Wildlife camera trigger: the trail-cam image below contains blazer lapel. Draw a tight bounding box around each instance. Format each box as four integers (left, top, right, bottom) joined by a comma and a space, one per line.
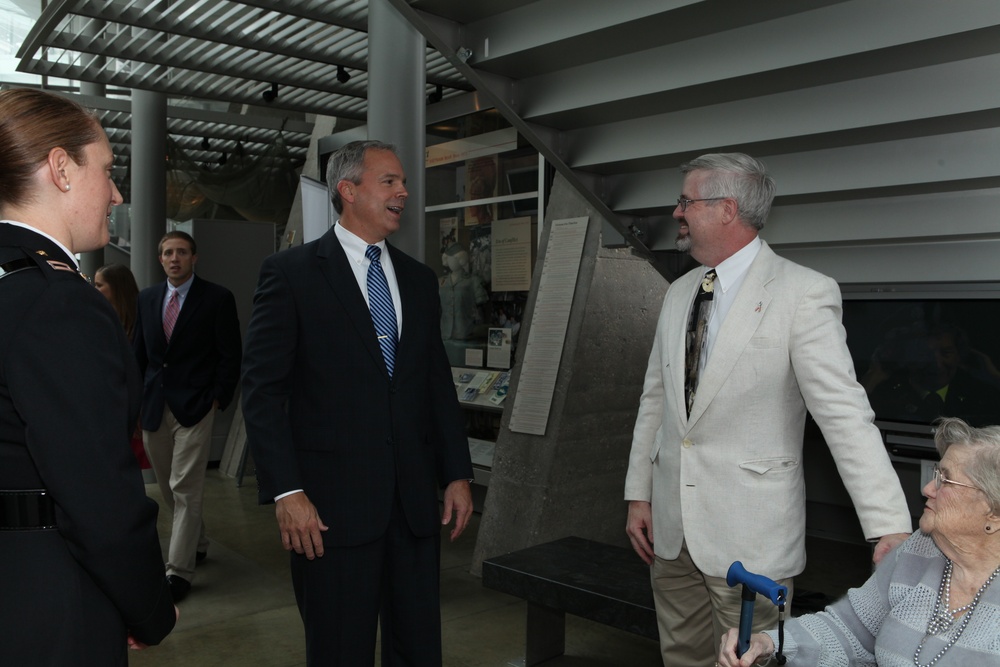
316, 230, 388, 378
149, 282, 168, 348
687, 244, 776, 425
386, 243, 415, 364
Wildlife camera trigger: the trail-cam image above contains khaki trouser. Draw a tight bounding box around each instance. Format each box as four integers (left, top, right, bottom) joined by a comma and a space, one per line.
144, 405, 214, 580
651, 541, 794, 666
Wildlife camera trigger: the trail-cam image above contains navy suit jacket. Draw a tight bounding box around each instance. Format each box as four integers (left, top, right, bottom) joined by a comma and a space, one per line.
134, 274, 242, 430
241, 227, 473, 546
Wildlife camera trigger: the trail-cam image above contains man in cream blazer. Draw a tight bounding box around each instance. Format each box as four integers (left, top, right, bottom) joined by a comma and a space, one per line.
624, 153, 912, 666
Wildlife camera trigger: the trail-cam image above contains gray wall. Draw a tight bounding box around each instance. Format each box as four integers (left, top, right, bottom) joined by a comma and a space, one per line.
184, 218, 275, 460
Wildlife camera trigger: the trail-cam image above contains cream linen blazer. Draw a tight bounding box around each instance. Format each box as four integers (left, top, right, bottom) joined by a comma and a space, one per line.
624, 242, 911, 579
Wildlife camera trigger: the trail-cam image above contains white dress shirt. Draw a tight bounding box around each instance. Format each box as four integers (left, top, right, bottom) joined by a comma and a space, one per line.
162, 274, 194, 318
701, 235, 762, 369
334, 221, 403, 337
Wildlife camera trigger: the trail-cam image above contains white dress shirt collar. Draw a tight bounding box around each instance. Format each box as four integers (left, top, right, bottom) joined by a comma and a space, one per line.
335, 221, 386, 266
701, 236, 762, 367
709, 235, 761, 296
334, 221, 402, 335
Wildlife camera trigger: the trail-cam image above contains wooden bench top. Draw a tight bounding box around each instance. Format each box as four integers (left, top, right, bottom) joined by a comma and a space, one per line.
481, 536, 657, 639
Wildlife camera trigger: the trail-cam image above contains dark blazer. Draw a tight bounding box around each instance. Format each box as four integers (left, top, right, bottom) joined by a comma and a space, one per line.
0, 224, 175, 665
241, 228, 473, 546
134, 274, 242, 430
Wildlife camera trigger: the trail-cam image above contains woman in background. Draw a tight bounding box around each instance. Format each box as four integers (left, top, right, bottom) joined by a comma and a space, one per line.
0, 87, 175, 665
95, 262, 150, 468
95, 262, 139, 341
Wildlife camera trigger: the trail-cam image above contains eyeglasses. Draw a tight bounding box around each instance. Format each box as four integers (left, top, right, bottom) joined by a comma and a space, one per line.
676, 197, 727, 212
932, 465, 980, 492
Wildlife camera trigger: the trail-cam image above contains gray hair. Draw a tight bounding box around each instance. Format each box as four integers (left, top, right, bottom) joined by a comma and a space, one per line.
934, 417, 1000, 516
680, 153, 776, 231
325, 140, 398, 214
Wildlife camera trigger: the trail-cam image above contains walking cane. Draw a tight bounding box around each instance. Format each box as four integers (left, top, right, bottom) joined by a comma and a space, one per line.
726, 561, 787, 664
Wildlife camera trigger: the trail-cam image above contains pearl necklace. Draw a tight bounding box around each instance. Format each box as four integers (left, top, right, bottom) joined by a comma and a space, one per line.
913, 558, 1000, 667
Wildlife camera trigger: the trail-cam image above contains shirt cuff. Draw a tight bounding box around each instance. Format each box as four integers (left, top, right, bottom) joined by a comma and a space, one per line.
275, 489, 304, 501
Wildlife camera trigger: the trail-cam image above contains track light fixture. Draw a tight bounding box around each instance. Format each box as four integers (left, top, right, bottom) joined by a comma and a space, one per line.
336, 65, 351, 84
427, 84, 443, 104
201, 137, 211, 150
262, 82, 279, 103
218, 152, 228, 166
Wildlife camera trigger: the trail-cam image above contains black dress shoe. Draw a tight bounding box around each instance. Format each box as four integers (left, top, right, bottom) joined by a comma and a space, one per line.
167, 575, 191, 603
196, 550, 207, 564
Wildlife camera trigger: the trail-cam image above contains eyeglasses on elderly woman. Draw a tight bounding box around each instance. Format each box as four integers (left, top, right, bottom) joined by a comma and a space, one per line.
931, 464, 982, 492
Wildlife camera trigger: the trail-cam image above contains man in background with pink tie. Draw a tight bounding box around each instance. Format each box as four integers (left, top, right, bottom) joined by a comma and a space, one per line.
134, 230, 242, 602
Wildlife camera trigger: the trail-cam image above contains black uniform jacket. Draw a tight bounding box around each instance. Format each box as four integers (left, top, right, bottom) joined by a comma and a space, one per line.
0, 223, 175, 665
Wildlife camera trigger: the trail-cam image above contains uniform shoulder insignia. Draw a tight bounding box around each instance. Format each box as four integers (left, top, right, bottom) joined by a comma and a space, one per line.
44, 258, 87, 281
0, 256, 37, 279
45, 259, 76, 273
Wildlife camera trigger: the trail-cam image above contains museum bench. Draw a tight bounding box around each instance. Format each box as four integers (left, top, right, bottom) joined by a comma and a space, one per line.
481, 536, 658, 665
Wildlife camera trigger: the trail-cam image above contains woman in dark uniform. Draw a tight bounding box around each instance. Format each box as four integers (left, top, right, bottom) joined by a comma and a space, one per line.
0, 88, 176, 665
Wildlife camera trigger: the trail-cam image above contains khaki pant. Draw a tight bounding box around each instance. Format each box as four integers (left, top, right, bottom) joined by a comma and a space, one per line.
651, 541, 793, 666
144, 405, 214, 580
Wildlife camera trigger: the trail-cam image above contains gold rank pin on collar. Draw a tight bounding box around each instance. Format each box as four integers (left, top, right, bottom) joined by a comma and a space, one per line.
35, 250, 87, 279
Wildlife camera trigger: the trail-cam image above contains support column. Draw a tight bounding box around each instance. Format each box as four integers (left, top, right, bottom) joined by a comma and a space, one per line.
131, 89, 167, 289
368, 0, 426, 261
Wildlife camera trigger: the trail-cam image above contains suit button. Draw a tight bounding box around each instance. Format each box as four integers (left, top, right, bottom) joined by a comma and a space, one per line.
682, 438, 692, 448
163, 363, 169, 368
386, 438, 393, 447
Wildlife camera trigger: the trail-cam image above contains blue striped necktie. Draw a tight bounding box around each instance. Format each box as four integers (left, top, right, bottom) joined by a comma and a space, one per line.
365, 245, 398, 376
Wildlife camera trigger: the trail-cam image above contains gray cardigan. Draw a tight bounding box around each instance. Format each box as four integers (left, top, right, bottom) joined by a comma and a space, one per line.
764, 531, 1000, 666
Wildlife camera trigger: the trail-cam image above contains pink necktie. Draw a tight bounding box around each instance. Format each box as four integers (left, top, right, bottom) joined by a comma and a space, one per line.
163, 290, 180, 342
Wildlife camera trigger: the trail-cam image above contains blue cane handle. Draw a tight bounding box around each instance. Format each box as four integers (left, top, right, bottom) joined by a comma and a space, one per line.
727, 561, 788, 659
726, 561, 787, 606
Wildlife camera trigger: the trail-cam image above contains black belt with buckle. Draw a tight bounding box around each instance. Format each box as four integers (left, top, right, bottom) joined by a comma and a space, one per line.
0, 490, 57, 530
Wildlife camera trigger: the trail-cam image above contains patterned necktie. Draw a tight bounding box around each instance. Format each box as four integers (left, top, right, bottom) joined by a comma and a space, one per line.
685, 269, 716, 416
163, 290, 180, 342
365, 245, 398, 377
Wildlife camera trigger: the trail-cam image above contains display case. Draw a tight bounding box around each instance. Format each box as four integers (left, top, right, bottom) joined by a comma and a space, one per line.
425, 112, 548, 481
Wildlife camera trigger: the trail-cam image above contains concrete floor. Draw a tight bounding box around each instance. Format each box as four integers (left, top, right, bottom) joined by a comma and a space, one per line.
129, 470, 873, 666
129, 470, 664, 666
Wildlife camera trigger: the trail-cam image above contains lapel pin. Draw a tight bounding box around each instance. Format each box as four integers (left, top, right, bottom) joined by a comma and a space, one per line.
755, 301, 762, 313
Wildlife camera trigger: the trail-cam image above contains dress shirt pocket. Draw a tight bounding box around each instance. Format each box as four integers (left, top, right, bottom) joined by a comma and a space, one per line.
738, 457, 799, 475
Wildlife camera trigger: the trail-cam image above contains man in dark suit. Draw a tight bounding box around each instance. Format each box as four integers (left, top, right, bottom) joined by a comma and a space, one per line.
134, 231, 242, 602
241, 140, 474, 666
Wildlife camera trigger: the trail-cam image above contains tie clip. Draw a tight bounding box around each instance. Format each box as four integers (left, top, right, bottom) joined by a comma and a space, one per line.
378, 335, 389, 339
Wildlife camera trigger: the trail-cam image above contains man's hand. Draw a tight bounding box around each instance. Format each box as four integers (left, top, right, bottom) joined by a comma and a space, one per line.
872, 532, 909, 565
276, 492, 328, 559
441, 479, 473, 541
626, 500, 655, 565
